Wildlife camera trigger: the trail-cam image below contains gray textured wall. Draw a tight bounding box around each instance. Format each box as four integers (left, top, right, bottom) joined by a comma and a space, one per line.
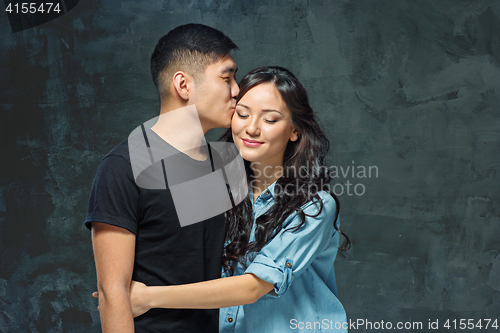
1, 0, 499, 332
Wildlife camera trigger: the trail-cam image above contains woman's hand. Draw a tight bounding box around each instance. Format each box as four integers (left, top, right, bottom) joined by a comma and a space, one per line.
129, 280, 151, 317
91, 281, 152, 318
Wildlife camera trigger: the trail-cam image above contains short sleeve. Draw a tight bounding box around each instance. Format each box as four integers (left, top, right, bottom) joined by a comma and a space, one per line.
244, 191, 338, 297
85, 155, 140, 234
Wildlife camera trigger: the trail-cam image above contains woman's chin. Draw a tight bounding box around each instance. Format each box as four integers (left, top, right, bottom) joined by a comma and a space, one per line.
242, 156, 261, 163
238, 149, 262, 163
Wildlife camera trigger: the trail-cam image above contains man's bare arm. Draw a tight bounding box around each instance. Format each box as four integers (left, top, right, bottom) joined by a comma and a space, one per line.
92, 222, 136, 333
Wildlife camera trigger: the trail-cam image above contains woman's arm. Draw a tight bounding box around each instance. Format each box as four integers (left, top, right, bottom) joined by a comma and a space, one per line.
243, 192, 339, 297
130, 273, 274, 317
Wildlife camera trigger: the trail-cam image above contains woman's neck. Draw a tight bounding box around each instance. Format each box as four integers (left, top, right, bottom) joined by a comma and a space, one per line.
250, 161, 284, 201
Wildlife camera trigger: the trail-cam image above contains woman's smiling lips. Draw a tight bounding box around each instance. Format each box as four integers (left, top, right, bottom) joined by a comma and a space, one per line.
242, 138, 264, 147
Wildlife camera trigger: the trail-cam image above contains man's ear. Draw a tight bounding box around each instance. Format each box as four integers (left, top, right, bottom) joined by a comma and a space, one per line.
172, 71, 193, 101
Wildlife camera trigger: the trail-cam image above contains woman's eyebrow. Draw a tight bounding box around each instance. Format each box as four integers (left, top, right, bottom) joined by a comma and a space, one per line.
262, 109, 283, 116
236, 103, 283, 115
236, 103, 249, 109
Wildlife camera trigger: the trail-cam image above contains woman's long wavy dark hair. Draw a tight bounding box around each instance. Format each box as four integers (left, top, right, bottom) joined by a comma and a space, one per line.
221, 66, 350, 275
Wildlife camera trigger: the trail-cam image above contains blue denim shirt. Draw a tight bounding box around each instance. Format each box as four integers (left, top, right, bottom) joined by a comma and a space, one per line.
219, 182, 347, 332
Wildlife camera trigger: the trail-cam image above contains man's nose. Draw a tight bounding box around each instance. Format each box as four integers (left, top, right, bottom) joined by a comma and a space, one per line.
231, 79, 240, 98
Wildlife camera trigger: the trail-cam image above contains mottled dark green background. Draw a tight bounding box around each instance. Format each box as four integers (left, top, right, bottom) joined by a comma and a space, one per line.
1, 1, 499, 332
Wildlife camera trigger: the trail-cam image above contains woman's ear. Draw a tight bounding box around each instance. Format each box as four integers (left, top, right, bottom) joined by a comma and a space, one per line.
290, 128, 300, 142
172, 71, 192, 101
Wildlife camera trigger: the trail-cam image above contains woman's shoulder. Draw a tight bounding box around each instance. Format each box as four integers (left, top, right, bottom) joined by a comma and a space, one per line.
300, 191, 338, 218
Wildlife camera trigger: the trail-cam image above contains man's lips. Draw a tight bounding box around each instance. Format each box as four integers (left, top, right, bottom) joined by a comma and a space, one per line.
242, 138, 264, 147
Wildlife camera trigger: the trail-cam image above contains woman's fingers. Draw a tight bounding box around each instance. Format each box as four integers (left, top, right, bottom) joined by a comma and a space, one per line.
92, 291, 100, 311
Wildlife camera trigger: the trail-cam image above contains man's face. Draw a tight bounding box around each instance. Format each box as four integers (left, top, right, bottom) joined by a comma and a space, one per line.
190, 54, 239, 131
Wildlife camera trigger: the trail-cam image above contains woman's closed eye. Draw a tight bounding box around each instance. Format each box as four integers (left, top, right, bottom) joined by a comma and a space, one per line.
236, 112, 249, 118
236, 112, 277, 123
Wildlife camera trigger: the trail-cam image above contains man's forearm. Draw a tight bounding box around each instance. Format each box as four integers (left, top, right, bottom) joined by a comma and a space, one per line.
99, 287, 135, 332
91, 223, 137, 332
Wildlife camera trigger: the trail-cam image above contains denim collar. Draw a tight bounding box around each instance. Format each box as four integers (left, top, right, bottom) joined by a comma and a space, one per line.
249, 180, 277, 204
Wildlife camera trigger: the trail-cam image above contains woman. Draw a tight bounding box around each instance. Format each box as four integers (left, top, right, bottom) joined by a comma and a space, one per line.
102, 66, 350, 332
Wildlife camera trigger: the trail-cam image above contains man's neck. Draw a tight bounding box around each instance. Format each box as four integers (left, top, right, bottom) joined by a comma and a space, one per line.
151, 104, 208, 161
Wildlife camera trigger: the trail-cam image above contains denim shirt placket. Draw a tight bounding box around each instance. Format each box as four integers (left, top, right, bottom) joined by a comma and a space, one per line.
221, 184, 276, 333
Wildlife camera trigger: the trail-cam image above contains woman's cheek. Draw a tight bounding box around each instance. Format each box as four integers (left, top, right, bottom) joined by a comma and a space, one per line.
231, 124, 242, 147
231, 116, 240, 130
231, 118, 244, 135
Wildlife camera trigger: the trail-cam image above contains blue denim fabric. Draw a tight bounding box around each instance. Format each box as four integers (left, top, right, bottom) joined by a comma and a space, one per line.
219, 182, 347, 333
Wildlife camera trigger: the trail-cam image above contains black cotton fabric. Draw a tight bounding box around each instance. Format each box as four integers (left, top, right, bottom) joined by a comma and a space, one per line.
85, 132, 225, 333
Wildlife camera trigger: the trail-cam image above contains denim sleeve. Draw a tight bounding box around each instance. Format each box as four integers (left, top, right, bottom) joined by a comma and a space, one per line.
244, 191, 338, 297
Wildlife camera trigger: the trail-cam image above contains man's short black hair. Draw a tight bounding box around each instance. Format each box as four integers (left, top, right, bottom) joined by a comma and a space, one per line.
151, 23, 238, 100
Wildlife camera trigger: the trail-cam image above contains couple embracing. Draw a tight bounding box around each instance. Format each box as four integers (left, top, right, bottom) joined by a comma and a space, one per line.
86, 23, 349, 333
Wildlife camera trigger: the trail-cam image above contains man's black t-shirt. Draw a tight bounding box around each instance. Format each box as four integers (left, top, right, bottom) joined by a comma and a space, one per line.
85, 130, 226, 333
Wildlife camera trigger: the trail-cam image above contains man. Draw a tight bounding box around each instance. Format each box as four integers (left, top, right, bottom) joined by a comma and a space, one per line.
86, 24, 239, 332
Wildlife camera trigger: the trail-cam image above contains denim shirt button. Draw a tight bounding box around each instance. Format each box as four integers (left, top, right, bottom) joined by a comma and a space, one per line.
228, 317, 233, 323
286, 262, 292, 268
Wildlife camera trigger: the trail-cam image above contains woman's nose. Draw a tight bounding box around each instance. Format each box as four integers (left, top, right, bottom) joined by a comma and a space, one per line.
245, 118, 260, 136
